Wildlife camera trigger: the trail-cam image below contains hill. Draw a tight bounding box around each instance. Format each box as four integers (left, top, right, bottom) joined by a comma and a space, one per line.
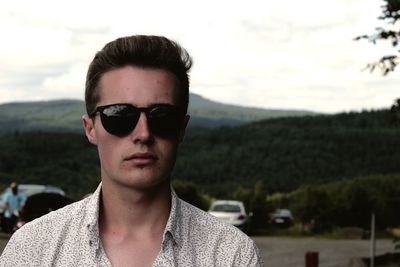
0, 94, 315, 133
0, 108, 399, 199
188, 94, 315, 126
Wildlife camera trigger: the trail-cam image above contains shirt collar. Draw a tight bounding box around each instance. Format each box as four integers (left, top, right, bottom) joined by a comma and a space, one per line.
163, 186, 183, 247
84, 183, 102, 248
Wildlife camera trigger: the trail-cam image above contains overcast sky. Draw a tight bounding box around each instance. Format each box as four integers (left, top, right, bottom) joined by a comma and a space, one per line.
0, 0, 399, 113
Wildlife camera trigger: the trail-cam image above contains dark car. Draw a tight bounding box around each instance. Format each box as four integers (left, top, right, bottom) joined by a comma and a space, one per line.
270, 209, 294, 228
18, 193, 73, 224
0, 184, 66, 213
0, 184, 71, 232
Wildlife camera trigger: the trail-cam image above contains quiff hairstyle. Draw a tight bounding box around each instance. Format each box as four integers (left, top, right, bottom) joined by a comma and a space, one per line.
85, 35, 192, 116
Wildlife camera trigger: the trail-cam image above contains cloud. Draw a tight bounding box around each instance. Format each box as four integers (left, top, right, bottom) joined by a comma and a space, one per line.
0, 0, 398, 113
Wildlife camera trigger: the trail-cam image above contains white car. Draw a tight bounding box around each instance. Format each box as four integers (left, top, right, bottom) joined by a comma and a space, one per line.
208, 200, 248, 228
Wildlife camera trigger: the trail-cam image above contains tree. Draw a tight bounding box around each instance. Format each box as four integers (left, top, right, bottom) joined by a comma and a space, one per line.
172, 180, 211, 211
290, 186, 331, 233
355, 0, 400, 75
248, 181, 270, 229
390, 98, 400, 123
229, 181, 271, 231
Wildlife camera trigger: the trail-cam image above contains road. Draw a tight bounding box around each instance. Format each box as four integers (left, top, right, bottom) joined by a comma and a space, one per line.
1, 234, 396, 266
252, 236, 396, 267
0, 234, 9, 255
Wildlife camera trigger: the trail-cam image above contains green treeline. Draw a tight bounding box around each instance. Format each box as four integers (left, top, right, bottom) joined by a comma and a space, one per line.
1, 108, 400, 230
0, 132, 100, 199
0, 109, 399, 209
174, 173, 400, 231
175, 109, 400, 196
269, 174, 400, 230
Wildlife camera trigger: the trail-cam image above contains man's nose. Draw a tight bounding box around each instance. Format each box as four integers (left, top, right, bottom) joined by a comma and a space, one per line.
131, 112, 154, 143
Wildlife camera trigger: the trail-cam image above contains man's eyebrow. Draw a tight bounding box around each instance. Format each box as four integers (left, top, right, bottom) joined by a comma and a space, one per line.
147, 102, 176, 107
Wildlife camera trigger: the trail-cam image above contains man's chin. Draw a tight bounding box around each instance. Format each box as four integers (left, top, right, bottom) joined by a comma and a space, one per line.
113, 174, 170, 191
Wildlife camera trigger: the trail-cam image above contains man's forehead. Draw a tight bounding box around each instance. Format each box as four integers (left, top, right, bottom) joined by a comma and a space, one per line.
96, 66, 180, 106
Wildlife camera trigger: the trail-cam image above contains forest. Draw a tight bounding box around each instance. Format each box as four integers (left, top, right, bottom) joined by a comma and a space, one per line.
175, 108, 400, 196
0, 107, 399, 231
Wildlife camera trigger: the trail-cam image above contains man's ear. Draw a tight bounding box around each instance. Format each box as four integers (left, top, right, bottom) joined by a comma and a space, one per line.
178, 115, 190, 144
82, 115, 98, 145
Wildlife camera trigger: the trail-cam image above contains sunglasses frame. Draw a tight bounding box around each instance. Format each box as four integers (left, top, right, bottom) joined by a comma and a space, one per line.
89, 103, 186, 137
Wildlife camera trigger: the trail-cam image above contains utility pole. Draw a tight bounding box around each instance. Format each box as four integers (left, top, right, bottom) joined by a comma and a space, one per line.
370, 212, 376, 267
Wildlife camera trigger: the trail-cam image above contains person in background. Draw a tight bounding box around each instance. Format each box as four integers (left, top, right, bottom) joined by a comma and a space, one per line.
0, 35, 264, 266
2, 182, 26, 233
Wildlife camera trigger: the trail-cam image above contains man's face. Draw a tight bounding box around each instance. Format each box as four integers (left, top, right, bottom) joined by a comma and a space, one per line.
83, 66, 188, 190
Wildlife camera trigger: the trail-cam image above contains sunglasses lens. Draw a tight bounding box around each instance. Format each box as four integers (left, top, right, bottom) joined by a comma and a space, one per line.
100, 105, 139, 136
97, 104, 184, 137
148, 105, 184, 138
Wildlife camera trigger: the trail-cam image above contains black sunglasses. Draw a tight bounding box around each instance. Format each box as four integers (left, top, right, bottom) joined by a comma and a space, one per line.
90, 103, 186, 138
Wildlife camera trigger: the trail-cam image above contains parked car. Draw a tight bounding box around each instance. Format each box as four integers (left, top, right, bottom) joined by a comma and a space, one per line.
208, 200, 249, 229
0, 184, 65, 212
14, 192, 73, 231
270, 209, 294, 228
0, 184, 68, 232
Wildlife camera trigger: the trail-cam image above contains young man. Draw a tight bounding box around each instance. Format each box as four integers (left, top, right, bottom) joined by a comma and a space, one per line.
0, 35, 264, 266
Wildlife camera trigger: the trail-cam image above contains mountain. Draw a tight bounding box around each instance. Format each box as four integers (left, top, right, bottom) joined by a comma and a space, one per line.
0, 100, 85, 133
0, 94, 316, 133
188, 94, 315, 126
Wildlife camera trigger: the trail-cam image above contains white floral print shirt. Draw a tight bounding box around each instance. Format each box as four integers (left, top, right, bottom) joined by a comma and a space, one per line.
0, 184, 264, 266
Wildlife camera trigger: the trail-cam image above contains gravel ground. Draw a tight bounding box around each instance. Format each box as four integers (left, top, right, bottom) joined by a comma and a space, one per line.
1, 234, 396, 266
0, 234, 10, 255
252, 236, 396, 267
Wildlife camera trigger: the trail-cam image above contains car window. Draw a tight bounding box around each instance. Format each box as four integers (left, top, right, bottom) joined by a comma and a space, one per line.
211, 204, 241, 213
272, 209, 292, 218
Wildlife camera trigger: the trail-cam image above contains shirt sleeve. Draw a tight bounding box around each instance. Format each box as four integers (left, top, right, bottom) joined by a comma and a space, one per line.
3, 192, 10, 203
237, 238, 265, 267
1, 192, 7, 202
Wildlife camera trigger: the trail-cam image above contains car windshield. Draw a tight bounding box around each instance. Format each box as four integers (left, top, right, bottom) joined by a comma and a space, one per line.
211, 204, 241, 213
272, 209, 292, 217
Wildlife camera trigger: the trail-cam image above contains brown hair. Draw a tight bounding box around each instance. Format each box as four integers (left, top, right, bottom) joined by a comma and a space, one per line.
85, 35, 192, 115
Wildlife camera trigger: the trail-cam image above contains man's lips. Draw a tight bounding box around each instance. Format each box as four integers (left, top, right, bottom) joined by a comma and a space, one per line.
124, 152, 158, 165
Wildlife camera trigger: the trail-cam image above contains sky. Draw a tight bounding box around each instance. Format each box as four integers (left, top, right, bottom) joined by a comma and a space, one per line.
0, 0, 399, 114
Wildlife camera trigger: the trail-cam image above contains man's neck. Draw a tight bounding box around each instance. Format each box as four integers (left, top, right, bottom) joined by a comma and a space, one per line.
98, 179, 172, 266
99, 179, 171, 238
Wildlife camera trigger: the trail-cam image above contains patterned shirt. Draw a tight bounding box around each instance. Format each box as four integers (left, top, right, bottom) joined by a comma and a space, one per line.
0, 184, 264, 266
